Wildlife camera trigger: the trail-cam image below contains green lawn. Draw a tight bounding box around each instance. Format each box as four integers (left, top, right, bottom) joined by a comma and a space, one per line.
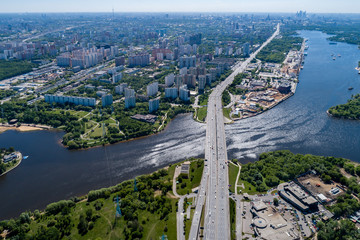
197, 107, 207, 122
89, 125, 104, 138
238, 179, 266, 195
228, 163, 239, 193
176, 159, 204, 195
223, 107, 231, 119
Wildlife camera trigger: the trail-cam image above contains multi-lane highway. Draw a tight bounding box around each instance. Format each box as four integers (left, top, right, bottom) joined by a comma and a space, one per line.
189, 24, 280, 240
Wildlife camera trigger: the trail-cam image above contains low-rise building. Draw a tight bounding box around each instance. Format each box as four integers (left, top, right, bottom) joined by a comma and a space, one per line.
278, 182, 318, 212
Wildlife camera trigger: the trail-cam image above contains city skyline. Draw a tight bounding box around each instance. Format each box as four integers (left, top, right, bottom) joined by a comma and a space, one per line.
1, 0, 360, 13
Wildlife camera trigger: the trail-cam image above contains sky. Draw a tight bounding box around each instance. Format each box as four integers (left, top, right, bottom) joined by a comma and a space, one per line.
1, 0, 360, 13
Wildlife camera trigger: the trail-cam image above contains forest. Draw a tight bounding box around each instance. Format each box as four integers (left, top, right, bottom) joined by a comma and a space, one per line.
257, 35, 302, 63
0, 60, 38, 81
328, 94, 360, 120
0, 166, 178, 240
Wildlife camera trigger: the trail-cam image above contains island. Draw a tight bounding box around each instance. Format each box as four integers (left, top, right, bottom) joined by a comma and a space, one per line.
328, 94, 360, 120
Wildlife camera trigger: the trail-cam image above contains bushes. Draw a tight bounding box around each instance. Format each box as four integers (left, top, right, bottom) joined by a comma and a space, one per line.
88, 188, 111, 202
45, 200, 75, 215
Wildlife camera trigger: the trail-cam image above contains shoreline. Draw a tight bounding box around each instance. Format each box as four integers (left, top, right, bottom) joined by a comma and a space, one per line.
0, 152, 22, 177
65, 112, 194, 151
326, 110, 360, 121
0, 124, 51, 134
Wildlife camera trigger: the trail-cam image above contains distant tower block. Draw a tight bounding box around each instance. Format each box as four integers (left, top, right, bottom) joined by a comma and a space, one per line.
134, 178, 138, 192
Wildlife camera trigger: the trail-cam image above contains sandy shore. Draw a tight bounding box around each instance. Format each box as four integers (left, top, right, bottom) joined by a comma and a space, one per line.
0, 126, 44, 133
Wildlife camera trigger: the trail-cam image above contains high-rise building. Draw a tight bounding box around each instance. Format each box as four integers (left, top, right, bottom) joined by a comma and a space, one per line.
179, 55, 196, 68
56, 54, 71, 67
179, 67, 188, 75
165, 88, 178, 99
175, 75, 184, 89
112, 72, 122, 84
243, 42, 250, 56
102, 94, 113, 107
125, 96, 136, 109
124, 88, 135, 98
184, 74, 196, 88
179, 86, 190, 102
198, 75, 206, 91
165, 73, 175, 87
146, 82, 159, 97
115, 56, 126, 66
45, 94, 96, 107
149, 98, 160, 113
115, 83, 128, 95
128, 53, 150, 67
124, 88, 136, 109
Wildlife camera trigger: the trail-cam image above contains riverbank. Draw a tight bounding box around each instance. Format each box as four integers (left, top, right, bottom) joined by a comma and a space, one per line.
327, 94, 360, 120
224, 38, 306, 123
0, 157, 203, 239
65, 112, 195, 151
0, 124, 50, 133
0, 151, 22, 177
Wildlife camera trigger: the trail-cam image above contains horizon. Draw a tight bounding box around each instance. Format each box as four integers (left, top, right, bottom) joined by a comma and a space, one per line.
1, 0, 360, 14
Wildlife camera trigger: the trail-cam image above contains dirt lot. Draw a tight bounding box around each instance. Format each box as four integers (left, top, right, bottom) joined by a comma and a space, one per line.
297, 175, 343, 201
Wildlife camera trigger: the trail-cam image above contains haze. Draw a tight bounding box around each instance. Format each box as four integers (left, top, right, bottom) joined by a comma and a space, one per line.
1, 0, 360, 13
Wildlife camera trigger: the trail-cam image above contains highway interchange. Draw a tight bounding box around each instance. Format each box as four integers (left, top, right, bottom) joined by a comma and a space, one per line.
188, 24, 280, 240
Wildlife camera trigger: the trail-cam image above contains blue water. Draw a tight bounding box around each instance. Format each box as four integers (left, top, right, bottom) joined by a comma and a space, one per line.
0, 30, 360, 220
226, 30, 360, 162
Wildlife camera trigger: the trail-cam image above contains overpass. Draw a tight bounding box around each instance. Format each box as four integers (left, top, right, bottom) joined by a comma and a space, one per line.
188, 23, 280, 240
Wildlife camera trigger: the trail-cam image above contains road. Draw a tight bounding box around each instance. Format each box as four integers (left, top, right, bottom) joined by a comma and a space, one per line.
188, 23, 280, 240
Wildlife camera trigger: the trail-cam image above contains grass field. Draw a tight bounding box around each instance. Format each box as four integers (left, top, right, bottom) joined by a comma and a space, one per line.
228, 163, 239, 193
223, 107, 231, 119
176, 159, 204, 195
196, 107, 207, 122
89, 124, 103, 138
238, 179, 266, 195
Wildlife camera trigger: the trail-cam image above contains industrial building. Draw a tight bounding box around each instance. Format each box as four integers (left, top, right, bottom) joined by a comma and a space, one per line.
278, 182, 318, 212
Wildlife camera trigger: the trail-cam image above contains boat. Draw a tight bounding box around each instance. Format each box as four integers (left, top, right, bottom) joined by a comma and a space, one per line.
338, 54, 341, 57
333, 57, 336, 60
23, 156, 29, 160
304, 52, 308, 56
348, 87, 354, 90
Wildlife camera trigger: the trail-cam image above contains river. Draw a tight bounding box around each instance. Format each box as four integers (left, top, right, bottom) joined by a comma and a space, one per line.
0, 31, 360, 220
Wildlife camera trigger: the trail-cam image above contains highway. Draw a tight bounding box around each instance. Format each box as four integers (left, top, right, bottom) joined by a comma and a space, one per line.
188, 24, 279, 240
